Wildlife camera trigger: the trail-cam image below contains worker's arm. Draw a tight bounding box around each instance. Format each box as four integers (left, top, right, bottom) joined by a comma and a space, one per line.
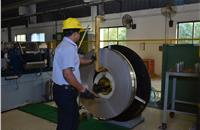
80, 54, 96, 65
80, 57, 93, 65
63, 68, 87, 93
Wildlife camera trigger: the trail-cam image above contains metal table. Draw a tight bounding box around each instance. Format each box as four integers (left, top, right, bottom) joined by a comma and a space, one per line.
161, 72, 199, 129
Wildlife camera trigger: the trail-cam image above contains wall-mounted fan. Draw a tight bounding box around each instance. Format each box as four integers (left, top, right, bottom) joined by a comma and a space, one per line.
161, 3, 177, 27
122, 14, 136, 29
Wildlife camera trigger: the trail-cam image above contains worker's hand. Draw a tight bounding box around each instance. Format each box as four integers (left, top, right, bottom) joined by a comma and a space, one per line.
90, 54, 96, 63
80, 89, 98, 99
80, 84, 88, 93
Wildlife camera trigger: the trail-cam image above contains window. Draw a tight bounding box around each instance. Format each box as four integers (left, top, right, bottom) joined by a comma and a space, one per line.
100, 27, 127, 48
177, 21, 200, 44
14, 34, 26, 42
31, 33, 45, 42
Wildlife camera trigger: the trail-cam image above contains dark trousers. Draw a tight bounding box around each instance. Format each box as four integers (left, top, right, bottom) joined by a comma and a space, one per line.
53, 84, 79, 130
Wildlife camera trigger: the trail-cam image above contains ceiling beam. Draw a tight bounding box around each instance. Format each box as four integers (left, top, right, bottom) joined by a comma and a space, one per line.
2, 0, 117, 22
2, 0, 49, 12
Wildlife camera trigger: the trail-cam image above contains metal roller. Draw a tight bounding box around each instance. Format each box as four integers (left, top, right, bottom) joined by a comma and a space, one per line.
80, 45, 151, 121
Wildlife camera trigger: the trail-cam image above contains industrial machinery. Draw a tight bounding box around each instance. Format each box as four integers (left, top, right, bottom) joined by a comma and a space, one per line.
80, 45, 151, 122
79, 16, 151, 126
1, 42, 52, 77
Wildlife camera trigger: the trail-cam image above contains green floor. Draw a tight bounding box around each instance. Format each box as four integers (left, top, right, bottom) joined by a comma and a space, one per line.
19, 103, 129, 130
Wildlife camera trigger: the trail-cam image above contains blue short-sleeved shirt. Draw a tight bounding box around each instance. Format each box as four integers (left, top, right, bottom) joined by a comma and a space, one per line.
52, 37, 81, 85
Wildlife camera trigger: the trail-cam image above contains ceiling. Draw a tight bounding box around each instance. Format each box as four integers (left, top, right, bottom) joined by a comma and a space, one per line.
2, 0, 91, 27
2, 0, 199, 28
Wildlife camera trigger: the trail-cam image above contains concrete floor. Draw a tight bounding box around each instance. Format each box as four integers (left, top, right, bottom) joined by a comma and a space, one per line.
2, 106, 196, 130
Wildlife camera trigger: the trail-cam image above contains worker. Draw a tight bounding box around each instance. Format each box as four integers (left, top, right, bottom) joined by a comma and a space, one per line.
8, 43, 24, 76
52, 17, 95, 130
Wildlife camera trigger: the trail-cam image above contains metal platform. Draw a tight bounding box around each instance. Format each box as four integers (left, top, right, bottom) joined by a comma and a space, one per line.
108, 116, 144, 129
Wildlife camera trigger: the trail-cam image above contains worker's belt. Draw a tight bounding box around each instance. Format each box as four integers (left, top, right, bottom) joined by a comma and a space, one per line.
53, 83, 75, 90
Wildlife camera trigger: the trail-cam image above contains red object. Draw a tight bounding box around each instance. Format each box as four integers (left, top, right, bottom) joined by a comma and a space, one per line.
143, 59, 154, 76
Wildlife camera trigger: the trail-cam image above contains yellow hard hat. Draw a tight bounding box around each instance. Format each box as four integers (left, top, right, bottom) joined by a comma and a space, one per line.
62, 18, 84, 31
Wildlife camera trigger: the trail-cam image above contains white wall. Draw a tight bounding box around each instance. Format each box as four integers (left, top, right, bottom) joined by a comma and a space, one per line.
1, 3, 200, 75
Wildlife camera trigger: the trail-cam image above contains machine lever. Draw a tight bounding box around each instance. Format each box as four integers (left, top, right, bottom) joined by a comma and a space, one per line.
80, 89, 98, 99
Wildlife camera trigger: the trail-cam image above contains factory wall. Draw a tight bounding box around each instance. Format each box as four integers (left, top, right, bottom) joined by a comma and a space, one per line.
99, 3, 199, 75
1, 3, 199, 76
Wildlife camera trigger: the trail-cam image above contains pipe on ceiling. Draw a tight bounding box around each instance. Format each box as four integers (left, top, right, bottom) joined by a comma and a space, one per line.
2, 0, 118, 22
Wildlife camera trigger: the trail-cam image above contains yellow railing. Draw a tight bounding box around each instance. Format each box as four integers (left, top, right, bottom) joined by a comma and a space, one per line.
84, 38, 200, 44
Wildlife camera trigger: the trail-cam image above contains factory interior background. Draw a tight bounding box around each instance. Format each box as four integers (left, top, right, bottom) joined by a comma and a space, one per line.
1, 0, 200, 130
